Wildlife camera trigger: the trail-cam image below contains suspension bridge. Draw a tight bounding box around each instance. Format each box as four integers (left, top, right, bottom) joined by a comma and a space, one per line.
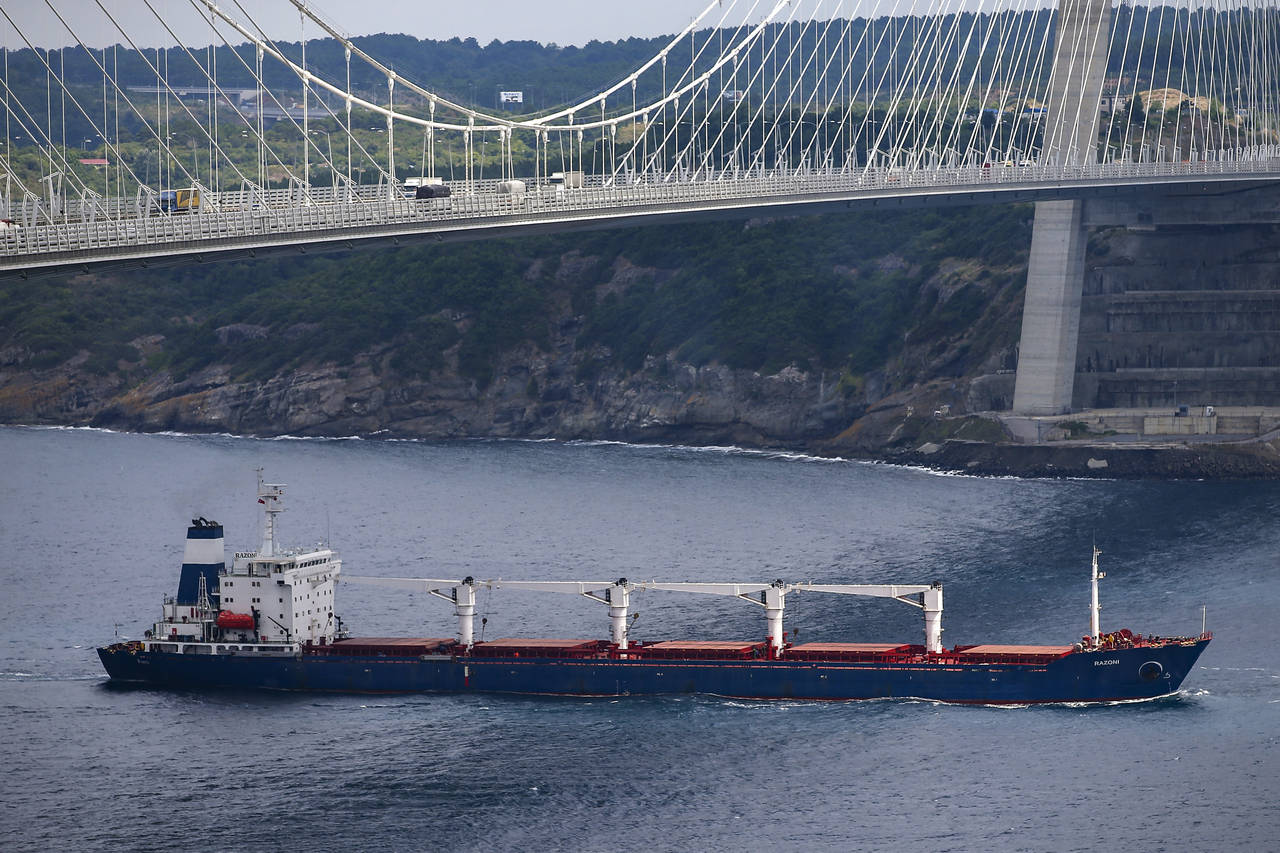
1, 0, 1278, 414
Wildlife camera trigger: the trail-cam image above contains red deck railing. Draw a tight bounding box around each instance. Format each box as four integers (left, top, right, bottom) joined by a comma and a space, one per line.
307, 630, 1211, 665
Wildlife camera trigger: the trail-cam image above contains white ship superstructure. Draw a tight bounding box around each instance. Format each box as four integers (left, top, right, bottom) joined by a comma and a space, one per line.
143, 472, 342, 655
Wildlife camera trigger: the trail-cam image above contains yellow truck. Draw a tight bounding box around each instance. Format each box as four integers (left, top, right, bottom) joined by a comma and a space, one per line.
158, 188, 200, 213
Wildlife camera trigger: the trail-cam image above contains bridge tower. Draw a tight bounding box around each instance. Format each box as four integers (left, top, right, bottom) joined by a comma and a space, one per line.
1012, 0, 1112, 415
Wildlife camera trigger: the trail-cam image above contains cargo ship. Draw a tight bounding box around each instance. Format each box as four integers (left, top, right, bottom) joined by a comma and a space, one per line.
98, 474, 1211, 704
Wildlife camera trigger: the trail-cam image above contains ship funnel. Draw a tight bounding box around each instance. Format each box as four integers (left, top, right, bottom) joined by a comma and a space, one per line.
176, 517, 225, 606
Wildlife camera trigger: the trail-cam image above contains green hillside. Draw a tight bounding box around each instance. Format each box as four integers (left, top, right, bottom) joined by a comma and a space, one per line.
1, 204, 1031, 395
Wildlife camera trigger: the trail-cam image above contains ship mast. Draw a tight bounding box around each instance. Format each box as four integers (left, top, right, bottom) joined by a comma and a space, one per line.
256, 469, 286, 557
197, 573, 213, 617
1089, 545, 1104, 644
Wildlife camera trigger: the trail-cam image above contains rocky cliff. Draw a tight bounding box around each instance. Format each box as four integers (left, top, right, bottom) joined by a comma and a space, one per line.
0, 208, 1031, 451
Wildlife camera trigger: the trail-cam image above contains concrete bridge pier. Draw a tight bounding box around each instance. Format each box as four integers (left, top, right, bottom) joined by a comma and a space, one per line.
1011, 0, 1111, 415
1013, 187, 1280, 416
1012, 200, 1089, 415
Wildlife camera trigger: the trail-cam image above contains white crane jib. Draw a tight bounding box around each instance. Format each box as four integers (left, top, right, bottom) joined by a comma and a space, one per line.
340, 576, 639, 649
489, 579, 636, 649
637, 581, 781, 654
792, 583, 944, 655
639, 581, 944, 656
340, 575, 477, 647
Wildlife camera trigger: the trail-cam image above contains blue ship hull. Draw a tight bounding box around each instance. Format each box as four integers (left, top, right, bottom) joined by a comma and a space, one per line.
98, 640, 1209, 704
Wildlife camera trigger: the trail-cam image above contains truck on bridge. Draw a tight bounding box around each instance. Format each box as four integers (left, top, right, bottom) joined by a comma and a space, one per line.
157, 188, 201, 214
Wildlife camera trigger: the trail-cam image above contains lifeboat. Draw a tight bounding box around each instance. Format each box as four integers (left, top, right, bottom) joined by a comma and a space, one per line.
216, 611, 255, 630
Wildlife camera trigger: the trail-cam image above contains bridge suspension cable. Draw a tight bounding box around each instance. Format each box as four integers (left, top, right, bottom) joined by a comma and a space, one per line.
0, 0, 1277, 269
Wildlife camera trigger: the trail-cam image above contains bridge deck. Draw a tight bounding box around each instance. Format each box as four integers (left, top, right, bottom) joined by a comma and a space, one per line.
4, 162, 1277, 278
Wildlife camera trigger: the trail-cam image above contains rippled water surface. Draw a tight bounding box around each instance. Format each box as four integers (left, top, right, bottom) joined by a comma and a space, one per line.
1, 426, 1276, 851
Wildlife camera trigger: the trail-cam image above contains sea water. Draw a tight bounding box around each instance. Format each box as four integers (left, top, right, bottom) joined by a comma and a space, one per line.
0, 426, 1276, 851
